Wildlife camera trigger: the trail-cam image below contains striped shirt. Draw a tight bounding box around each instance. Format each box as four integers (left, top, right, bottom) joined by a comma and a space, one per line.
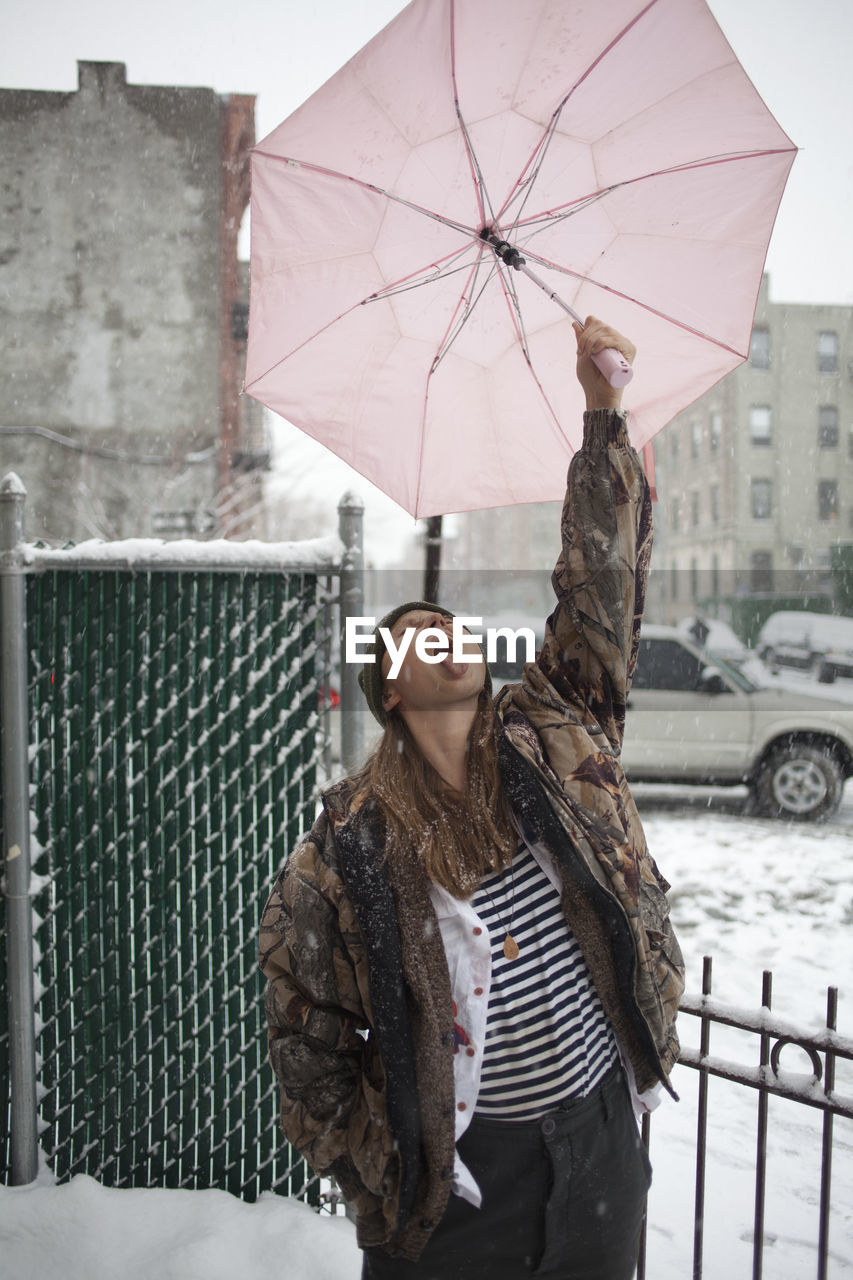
471, 842, 617, 1119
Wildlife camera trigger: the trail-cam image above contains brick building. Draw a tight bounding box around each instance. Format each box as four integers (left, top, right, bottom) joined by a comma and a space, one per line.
0, 61, 264, 542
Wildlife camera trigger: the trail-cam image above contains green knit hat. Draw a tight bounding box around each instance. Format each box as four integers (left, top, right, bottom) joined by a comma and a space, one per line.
357, 600, 492, 725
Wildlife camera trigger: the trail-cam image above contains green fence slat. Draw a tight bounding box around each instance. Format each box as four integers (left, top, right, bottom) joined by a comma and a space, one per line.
194, 570, 219, 1188
91, 572, 119, 1183
206, 572, 229, 1187
191, 573, 214, 1184
111, 575, 139, 1183
36, 571, 63, 1173
175, 571, 202, 1188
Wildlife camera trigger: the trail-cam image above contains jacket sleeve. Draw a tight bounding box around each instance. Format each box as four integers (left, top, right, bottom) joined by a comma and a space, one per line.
259, 820, 399, 1219
538, 407, 652, 752
259, 827, 363, 1155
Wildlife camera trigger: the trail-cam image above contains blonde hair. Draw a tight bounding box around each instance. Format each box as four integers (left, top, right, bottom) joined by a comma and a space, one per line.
353, 690, 516, 898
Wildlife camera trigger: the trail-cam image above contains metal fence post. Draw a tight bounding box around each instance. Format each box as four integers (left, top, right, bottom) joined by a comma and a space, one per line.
0, 472, 39, 1184
338, 490, 365, 775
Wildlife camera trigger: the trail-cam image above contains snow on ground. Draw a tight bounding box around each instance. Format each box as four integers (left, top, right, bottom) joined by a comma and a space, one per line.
2, 756, 852, 1277
0, 1173, 361, 1280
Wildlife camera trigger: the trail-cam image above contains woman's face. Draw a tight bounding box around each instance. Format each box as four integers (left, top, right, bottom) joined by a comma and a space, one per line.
380, 609, 486, 717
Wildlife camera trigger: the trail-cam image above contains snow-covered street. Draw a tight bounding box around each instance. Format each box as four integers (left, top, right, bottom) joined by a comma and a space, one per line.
2, 778, 852, 1278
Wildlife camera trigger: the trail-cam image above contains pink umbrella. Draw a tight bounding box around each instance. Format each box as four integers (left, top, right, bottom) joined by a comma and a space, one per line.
245, 0, 795, 518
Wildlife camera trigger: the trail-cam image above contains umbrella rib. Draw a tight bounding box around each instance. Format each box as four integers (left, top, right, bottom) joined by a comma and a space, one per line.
493, 269, 576, 457
496, 0, 661, 225
245, 247, 495, 392
415, 253, 554, 513
243, 294, 370, 391
515, 244, 748, 358
429, 251, 502, 372
448, 0, 497, 230
252, 149, 479, 239
497, 267, 534, 366
497, 112, 566, 237
512, 146, 797, 237
555, 0, 661, 109
413, 249, 497, 514
363, 244, 485, 305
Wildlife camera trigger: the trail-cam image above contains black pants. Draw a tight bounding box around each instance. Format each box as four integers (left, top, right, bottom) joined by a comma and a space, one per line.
361, 1063, 651, 1280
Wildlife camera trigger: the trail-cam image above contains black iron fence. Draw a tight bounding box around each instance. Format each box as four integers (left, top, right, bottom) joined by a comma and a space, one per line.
639, 957, 853, 1280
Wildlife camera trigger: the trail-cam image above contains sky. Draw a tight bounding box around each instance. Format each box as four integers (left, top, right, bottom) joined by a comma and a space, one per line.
3, 0, 852, 560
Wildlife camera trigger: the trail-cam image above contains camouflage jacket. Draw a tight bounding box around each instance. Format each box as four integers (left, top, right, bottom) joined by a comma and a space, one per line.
258, 408, 685, 1262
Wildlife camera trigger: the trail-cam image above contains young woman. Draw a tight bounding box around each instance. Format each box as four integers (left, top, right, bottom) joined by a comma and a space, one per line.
259, 318, 684, 1279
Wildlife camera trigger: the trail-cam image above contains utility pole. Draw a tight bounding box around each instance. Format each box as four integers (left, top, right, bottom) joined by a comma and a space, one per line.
424, 514, 443, 603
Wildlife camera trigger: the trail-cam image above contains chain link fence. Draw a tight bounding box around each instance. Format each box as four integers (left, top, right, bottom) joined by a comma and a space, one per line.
1, 491, 363, 1202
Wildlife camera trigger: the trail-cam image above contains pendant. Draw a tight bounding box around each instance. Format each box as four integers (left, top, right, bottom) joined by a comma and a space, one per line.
503, 933, 520, 960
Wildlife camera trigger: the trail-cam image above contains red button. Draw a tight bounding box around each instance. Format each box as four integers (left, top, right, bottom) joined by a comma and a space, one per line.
473, 927, 482, 936
474, 987, 484, 996
466, 1047, 475, 1057
457, 1101, 467, 1112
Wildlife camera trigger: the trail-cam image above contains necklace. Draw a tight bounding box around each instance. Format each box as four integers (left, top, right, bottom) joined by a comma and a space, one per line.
476, 843, 522, 960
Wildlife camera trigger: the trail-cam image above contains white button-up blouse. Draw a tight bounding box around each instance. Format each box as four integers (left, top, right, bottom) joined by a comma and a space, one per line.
428, 824, 661, 1207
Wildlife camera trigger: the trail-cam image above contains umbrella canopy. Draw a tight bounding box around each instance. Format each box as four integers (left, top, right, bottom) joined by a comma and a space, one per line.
246, 0, 796, 518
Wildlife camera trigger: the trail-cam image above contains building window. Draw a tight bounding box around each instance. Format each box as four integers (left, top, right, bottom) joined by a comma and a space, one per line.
750, 551, 773, 592
671, 496, 679, 532
749, 405, 772, 446
818, 405, 839, 448
710, 484, 719, 523
690, 491, 699, 527
230, 301, 250, 342
751, 478, 772, 519
750, 328, 771, 368
670, 428, 679, 462
690, 558, 699, 602
818, 479, 839, 522
691, 420, 702, 459
710, 412, 721, 452
815, 548, 832, 581
818, 330, 838, 373
670, 561, 678, 601
711, 553, 720, 600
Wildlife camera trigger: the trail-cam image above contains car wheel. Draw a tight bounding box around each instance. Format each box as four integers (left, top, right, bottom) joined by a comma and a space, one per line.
817, 660, 836, 684
753, 744, 843, 821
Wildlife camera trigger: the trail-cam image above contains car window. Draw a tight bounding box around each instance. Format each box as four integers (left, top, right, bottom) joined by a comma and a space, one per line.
633, 638, 704, 691
705, 650, 758, 692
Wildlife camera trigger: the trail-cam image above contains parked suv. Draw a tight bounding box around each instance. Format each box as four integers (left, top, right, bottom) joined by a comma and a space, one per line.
621, 626, 853, 820
757, 611, 853, 683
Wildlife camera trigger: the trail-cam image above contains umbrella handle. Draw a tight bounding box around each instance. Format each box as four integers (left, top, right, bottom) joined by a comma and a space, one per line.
591, 345, 633, 389
485, 235, 635, 388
